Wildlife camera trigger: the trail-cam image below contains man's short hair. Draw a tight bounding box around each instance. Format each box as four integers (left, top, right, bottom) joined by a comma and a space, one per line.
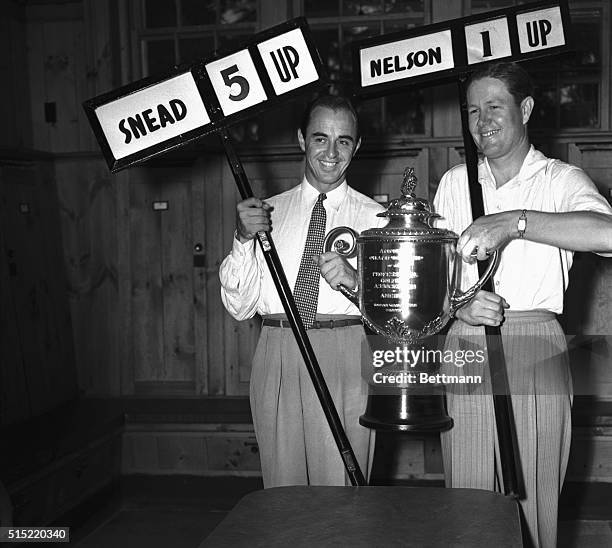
299, 95, 360, 140
467, 62, 534, 105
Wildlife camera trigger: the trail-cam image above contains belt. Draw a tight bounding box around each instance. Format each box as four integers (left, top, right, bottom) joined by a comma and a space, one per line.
262, 318, 362, 329
504, 309, 556, 321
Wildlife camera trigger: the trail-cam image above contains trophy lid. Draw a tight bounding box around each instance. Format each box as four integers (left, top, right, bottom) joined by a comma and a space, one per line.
382, 167, 431, 217
362, 167, 457, 241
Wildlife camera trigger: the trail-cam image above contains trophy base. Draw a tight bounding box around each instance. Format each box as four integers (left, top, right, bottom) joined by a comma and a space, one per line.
359, 393, 453, 432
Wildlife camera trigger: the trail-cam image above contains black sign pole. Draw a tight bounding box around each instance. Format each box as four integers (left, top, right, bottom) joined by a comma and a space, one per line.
219, 128, 367, 487
457, 77, 525, 499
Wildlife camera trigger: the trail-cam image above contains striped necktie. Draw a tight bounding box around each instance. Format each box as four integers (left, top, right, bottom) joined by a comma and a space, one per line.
293, 193, 327, 328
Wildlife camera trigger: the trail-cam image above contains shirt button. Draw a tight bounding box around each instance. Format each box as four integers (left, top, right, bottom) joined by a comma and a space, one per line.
496, 205, 501, 211
495, 280, 500, 286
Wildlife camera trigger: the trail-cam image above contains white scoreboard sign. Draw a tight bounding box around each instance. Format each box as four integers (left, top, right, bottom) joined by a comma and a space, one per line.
353, 0, 570, 97
94, 72, 211, 161
84, 18, 326, 172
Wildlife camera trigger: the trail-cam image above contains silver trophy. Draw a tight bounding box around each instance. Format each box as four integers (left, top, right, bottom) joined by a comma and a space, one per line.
324, 168, 498, 431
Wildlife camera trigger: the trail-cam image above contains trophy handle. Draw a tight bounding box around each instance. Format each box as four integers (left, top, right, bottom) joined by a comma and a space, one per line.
449, 250, 500, 314
323, 226, 359, 307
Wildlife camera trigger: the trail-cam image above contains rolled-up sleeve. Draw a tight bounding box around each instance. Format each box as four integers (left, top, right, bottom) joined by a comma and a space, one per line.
555, 165, 612, 257
558, 165, 612, 214
219, 234, 263, 320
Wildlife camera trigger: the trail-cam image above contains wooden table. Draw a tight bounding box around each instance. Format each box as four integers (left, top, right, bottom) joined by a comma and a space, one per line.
201, 485, 522, 547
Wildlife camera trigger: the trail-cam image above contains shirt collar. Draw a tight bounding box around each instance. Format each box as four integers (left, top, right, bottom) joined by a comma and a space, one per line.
300, 178, 348, 212
479, 145, 547, 189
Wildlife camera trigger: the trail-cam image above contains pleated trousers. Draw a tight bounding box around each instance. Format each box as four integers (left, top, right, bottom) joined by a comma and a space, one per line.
440, 311, 572, 548
250, 320, 373, 488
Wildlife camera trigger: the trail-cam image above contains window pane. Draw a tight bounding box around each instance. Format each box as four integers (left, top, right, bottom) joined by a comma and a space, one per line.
383, 19, 420, 33
343, 1, 383, 16
356, 99, 383, 136
471, 0, 541, 12
305, 0, 340, 17
217, 32, 252, 50
179, 36, 216, 64
220, 0, 256, 24
258, 102, 302, 145
523, 5, 602, 130
562, 19, 600, 69
384, 0, 424, 14
181, 0, 216, 26
303, 1, 428, 137
386, 91, 425, 134
560, 82, 599, 128
145, 0, 176, 28
311, 28, 341, 82
530, 86, 556, 128
342, 24, 380, 77
471, 1, 513, 14
145, 39, 176, 76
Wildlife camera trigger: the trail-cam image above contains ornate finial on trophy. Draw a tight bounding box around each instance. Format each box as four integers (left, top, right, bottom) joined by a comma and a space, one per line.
401, 167, 418, 197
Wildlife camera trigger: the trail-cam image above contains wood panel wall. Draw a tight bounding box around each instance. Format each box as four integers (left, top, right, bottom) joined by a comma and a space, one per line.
25, 0, 112, 154
54, 155, 121, 395
45, 140, 612, 401
6, 0, 612, 404
563, 141, 612, 398
0, 160, 77, 424
0, 3, 31, 149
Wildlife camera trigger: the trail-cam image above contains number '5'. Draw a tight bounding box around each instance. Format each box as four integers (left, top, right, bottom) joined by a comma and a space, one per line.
220, 64, 250, 101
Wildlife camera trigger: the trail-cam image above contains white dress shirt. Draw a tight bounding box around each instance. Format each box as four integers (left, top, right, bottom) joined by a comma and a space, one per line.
433, 146, 612, 314
220, 178, 387, 320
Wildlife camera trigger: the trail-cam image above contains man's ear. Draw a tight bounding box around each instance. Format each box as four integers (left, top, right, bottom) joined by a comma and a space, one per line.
521, 96, 534, 125
297, 128, 306, 152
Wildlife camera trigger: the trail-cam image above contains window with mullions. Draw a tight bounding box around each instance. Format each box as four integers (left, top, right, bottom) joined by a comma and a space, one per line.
304, 0, 429, 137
526, 8, 604, 130
468, 0, 608, 131
470, 0, 538, 13
139, 0, 257, 77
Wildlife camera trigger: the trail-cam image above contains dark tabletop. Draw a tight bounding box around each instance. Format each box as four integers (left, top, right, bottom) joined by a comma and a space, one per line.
201, 485, 522, 547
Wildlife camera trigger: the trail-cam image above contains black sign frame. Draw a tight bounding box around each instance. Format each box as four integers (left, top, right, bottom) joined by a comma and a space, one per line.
352, 0, 571, 99
83, 17, 327, 173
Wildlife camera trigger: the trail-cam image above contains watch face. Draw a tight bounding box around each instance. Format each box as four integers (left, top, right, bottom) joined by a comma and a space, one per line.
518, 219, 526, 231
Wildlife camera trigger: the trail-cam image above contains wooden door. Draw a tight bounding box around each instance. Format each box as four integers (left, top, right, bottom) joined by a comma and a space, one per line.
129, 161, 208, 395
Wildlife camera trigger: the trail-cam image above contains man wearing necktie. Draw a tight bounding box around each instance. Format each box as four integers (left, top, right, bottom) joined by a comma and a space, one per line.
219, 95, 385, 487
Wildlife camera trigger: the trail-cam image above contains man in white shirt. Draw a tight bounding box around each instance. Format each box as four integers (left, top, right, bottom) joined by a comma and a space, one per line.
219, 95, 385, 487
433, 62, 612, 548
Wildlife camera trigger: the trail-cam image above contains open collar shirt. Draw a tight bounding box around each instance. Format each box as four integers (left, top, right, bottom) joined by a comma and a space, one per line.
433, 146, 612, 314
220, 178, 387, 320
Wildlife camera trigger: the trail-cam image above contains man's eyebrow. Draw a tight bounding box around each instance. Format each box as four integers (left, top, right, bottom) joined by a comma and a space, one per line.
310, 131, 355, 143
467, 97, 505, 108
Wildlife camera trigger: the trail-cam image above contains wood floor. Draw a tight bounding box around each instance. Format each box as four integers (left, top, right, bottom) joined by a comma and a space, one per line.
69, 476, 261, 547
68, 476, 612, 548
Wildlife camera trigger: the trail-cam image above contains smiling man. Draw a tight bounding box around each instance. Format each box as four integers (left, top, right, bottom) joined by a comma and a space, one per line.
219, 95, 385, 487
433, 62, 612, 548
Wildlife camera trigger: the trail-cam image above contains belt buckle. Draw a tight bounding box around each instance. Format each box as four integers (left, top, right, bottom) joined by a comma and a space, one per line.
329, 319, 335, 329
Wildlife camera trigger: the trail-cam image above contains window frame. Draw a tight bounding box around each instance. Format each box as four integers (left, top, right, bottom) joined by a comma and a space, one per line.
126, 0, 611, 141
299, 0, 433, 139
465, 0, 610, 132
131, 0, 260, 80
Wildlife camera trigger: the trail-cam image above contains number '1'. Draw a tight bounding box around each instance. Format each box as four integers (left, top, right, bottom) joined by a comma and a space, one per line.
480, 31, 492, 57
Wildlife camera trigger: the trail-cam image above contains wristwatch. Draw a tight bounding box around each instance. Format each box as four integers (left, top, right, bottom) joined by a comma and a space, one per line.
517, 209, 527, 239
